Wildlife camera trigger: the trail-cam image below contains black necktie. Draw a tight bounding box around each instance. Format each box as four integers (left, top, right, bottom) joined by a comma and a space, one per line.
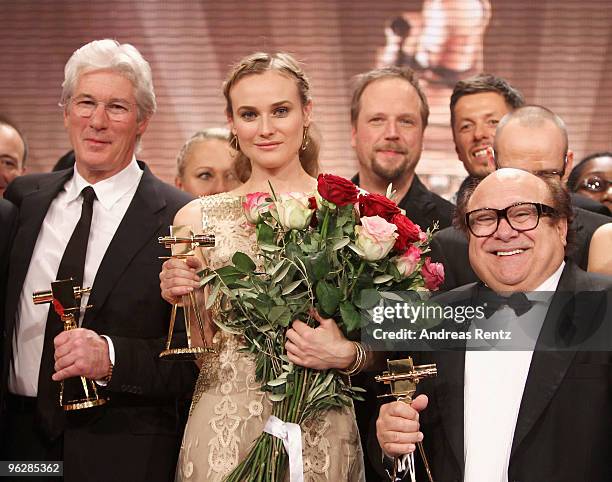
478, 285, 533, 319
36, 186, 96, 441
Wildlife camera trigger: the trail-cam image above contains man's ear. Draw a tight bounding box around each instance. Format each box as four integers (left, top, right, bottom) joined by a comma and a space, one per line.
136, 116, 150, 137
563, 150, 574, 184
557, 217, 568, 247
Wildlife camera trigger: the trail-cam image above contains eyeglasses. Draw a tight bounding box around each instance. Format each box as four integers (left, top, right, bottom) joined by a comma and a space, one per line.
492, 150, 567, 179
466, 202, 558, 237
66, 96, 135, 121
579, 175, 612, 193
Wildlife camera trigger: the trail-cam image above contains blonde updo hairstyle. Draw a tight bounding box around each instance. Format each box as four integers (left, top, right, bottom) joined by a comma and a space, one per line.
223, 52, 320, 183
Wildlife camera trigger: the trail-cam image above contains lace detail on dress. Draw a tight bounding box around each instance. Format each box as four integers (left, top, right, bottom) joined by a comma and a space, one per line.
176, 192, 365, 482
303, 416, 332, 478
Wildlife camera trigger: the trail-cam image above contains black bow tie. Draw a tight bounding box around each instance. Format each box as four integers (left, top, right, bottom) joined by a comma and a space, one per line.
478, 285, 534, 318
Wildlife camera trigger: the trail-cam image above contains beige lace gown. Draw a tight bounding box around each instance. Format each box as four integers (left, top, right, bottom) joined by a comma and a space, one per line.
175, 193, 365, 482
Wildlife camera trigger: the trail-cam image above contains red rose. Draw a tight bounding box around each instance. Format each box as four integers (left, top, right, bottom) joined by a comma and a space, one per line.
308, 196, 317, 210
358, 193, 401, 221
317, 174, 359, 207
421, 258, 445, 291
391, 213, 421, 252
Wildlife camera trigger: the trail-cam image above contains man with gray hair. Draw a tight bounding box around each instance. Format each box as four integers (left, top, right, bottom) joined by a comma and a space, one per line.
0, 39, 196, 482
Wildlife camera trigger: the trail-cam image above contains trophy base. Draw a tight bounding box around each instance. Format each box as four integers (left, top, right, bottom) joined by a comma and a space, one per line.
159, 346, 216, 361
63, 397, 107, 411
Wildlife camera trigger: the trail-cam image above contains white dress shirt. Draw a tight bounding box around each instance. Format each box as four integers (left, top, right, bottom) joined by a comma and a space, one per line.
9, 159, 143, 396
463, 262, 565, 482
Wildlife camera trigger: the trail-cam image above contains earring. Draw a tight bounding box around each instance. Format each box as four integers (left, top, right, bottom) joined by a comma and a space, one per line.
301, 125, 310, 151
230, 134, 240, 154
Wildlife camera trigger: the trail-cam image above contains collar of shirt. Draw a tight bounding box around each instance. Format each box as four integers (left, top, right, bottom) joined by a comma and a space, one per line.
65, 157, 143, 210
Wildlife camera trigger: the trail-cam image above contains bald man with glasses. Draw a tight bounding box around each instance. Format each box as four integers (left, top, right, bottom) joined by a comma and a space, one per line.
375, 169, 612, 482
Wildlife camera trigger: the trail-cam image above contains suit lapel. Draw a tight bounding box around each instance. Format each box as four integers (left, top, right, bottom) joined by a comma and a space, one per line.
82, 165, 166, 327
510, 264, 580, 458
434, 349, 465, 473
4, 171, 73, 331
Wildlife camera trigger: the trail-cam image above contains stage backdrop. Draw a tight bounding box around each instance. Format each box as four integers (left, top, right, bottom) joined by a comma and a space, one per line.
1, 0, 611, 198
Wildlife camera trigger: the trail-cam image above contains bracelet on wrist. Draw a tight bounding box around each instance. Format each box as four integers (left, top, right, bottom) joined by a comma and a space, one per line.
339, 341, 367, 376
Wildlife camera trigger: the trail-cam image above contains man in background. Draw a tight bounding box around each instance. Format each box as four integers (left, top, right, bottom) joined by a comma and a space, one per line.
350, 66, 454, 231
0, 116, 27, 197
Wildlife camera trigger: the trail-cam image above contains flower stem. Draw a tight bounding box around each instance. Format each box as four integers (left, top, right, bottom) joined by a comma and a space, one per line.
348, 260, 366, 297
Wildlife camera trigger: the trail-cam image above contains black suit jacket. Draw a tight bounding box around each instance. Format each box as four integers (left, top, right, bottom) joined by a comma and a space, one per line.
418, 264, 612, 482
430, 206, 611, 291
0, 199, 18, 375
372, 263, 612, 481
1, 163, 198, 482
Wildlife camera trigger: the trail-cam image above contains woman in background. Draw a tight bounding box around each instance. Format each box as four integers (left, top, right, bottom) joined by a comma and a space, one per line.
567, 152, 612, 215
174, 127, 241, 197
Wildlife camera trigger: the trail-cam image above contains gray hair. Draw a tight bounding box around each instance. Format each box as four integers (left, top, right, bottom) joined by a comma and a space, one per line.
176, 127, 231, 177
61, 39, 156, 121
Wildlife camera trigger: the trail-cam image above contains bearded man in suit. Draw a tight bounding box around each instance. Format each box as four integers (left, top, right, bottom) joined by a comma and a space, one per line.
376, 168, 612, 481
0, 39, 197, 482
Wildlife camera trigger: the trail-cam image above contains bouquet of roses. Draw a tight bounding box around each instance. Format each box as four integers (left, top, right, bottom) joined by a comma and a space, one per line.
200, 173, 444, 482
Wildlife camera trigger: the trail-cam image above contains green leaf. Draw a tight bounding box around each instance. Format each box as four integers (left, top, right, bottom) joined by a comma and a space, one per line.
374, 274, 394, 284
381, 291, 405, 302
281, 279, 303, 295
268, 305, 292, 327
348, 243, 365, 257
199, 271, 217, 288
273, 264, 292, 283
257, 222, 275, 244
260, 243, 283, 252
331, 237, 350, 251
232, 252, 256, 273
267, 259, 286, 277
308, 251, 330, 281
267, 377, 287, 387
355, 288, 381, 309
205, 282, 221, 309
316, 280, 341, 316
340, 301, 362, 333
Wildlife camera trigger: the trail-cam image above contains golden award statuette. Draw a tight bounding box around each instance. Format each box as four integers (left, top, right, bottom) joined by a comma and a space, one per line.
32, 278, 106, 411
158, 224, 215, 360
376, 357, 437, 482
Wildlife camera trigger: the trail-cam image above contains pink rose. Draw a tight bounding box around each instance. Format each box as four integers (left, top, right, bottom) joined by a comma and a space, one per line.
421, 258, 445, 291
392, 245, 422, 278
275, 192, 315, 230
418, 229, 428, 243
242, 192, 269, 224
355, 216, 398, 261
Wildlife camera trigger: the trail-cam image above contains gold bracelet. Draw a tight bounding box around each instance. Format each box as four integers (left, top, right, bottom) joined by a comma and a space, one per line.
339, 342, 366, 376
